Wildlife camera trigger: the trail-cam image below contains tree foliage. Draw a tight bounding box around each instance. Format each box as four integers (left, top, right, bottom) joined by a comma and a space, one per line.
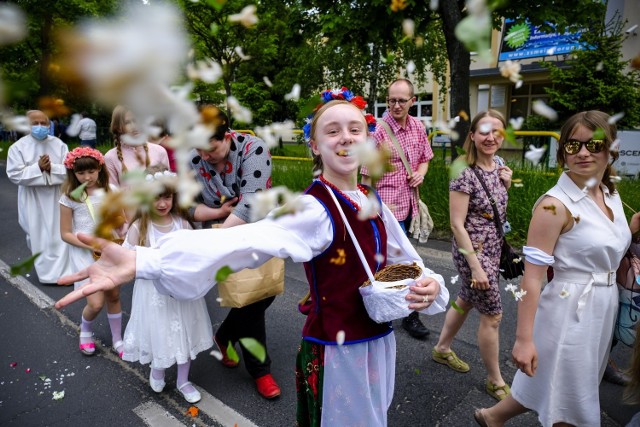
1, 0, 118, 116
180, 0, 322, 126
541, 16, 640, 127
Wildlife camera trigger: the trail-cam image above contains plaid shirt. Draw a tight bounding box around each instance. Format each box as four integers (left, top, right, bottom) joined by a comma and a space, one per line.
361, 114, 433, 221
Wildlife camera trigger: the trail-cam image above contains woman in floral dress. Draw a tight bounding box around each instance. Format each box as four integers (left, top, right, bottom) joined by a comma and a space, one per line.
432, 110, 514, 402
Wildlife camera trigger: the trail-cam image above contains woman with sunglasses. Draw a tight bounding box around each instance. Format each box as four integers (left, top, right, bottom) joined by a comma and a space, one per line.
475, 110, 640, 427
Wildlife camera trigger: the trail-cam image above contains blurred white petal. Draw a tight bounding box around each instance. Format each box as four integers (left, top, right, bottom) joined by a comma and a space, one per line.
284, 84, 301, 101
595, 62, 604, 71
429, 0, 439, 10
0, 3, 27, 46
479, 122, 492, 133
524, 145, 546, 166
121, 133, 148, 147
610, 138, 621, 151
336, 330, 346, 346
357, 192, 381, 221
234, 46, 251, 60
406, 60, 416, 74
532, 100, 558, 121
509, 117, 524, 130
228, 5, 258, 28
402, 19, 415, 38
499, 60, 522, 84
187, 59, 222, 83
263, 76, 273, 87
227, 96, 252, 123
608, 112, 624, 124
4, 115, 30, 133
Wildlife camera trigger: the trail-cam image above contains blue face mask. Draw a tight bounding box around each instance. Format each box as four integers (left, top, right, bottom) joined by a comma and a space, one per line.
31, 125, 49, 140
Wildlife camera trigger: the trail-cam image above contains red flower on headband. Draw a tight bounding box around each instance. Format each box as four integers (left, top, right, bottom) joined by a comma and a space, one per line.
350, 96, 367, 110
64, 147, 105, 169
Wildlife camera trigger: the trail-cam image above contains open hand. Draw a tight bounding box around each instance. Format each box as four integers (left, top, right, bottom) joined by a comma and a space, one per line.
55, 233, 136, 309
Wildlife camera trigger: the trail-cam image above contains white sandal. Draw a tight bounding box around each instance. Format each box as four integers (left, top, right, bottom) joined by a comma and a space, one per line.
79, 331, 95, 356
112, 340, 124, 359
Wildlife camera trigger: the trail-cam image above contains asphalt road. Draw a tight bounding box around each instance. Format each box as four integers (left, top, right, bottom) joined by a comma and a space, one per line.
0, 158, 637, 426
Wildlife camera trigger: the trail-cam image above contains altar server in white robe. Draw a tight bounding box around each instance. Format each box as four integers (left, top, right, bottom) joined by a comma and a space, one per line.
6, 110, 72, 283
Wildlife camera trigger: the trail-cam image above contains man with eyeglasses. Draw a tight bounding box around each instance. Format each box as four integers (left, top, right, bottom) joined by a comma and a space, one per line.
361, 78, 434, 340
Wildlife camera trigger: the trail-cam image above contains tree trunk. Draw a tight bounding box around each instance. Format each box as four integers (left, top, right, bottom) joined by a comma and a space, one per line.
438, 1, 471, 160
38, 14, 53, 98
367, 45, 381, 115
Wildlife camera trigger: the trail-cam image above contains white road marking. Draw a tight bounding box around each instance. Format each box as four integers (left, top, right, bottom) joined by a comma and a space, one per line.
0, 259, 54, 309
194, 384, 259, 427
134, 401, 185, 427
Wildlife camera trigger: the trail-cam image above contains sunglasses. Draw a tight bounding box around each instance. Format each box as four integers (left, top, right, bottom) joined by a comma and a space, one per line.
563, 139, 606, 155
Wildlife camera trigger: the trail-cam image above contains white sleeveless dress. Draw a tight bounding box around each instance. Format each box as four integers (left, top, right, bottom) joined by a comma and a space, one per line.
510, 172, 631, 427
122, 217, 213, 368
59, 192, 104, 289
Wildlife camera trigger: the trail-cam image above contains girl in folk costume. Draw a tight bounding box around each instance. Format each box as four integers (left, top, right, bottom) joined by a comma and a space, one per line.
55, 90, 450, 426
104, 105, 170, 187
59, 147, 124, 357
121, 169, 213, 404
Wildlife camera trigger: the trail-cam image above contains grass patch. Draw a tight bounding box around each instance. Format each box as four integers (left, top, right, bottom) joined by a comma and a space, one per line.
272, 150, 640, 248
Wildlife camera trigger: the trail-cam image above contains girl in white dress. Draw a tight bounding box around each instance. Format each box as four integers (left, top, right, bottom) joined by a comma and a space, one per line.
122, 169, 213, 404
475, 111, 640, 427
55, 98, 449, 426
60, 147, 124, 357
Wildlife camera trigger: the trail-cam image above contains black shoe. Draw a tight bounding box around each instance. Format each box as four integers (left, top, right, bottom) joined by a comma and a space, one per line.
603, 360, 630, 386
402, 312, 430, 339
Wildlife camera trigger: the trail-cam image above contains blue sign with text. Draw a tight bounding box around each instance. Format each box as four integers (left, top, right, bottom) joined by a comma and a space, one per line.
499, 19, 586, 61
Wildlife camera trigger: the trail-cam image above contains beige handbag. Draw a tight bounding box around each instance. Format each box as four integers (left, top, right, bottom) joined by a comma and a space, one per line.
379, 120, 434, 243
217, 257, 285, 308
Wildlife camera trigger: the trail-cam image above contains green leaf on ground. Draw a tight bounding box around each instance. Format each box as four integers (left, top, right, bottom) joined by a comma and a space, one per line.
451, 300, 465, 314
226, 341, 239, 363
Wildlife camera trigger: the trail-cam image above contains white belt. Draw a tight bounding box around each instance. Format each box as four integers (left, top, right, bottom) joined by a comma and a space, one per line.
552, 271, 616, 320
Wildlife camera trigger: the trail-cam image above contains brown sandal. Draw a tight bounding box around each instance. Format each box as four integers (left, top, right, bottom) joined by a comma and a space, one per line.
485, 380, 511, 401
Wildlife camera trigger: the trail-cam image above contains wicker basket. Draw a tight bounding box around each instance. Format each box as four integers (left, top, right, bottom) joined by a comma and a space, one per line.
361, 262, 422, 288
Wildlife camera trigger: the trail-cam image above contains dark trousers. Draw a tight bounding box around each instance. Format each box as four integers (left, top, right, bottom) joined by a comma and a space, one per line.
216, 296, 275, 378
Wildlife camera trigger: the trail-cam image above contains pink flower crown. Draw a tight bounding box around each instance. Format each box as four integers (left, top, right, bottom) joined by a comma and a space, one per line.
64, 147, 105, 169
303, 86, 377, 142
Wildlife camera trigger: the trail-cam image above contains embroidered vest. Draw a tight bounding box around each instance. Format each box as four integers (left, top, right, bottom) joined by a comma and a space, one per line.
302, 180, 391, 344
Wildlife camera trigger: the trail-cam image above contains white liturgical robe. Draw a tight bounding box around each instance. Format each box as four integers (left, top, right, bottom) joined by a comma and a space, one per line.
6, 134, 72, 283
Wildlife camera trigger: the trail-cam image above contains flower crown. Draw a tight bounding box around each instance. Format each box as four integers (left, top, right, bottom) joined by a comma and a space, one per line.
64, 147, 105, 169
303, 86, 377, 142
145, 170, 177, 181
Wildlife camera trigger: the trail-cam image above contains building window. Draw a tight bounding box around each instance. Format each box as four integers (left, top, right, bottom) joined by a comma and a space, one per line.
374, 93, 433, 120
509, 82, 551, 119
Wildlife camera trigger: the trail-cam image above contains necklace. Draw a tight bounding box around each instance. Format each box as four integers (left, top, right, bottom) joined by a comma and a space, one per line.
318, 175, 369, 211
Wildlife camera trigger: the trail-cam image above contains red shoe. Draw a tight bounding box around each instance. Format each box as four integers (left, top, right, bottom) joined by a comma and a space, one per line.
213, 335, 239, 368
255, 374, 281, 399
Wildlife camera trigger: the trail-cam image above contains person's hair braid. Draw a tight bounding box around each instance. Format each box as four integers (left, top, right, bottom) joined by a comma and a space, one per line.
116, 139, 127, 173
143, 143, 150, 168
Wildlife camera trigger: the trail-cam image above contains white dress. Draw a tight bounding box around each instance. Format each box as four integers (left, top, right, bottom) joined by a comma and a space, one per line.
133, 188, 450, 425
511, 173, 631, 427
122, 216, 213, 369
6, 134, 71, 283
59, 192, 105, 289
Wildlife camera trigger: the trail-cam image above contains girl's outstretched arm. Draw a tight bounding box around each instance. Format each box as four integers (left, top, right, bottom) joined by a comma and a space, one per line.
55, 233, 136, 309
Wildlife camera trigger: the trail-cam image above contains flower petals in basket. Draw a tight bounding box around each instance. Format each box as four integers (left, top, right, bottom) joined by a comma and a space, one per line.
359, 262, 423, 323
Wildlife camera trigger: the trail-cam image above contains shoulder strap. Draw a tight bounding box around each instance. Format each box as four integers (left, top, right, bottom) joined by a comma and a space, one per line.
378, 120, 412, 175
470, 167, 504, 238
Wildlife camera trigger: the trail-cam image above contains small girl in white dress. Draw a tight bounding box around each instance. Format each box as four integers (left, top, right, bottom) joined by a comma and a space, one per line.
60, 147, 124, 357
122, 169, 213, 404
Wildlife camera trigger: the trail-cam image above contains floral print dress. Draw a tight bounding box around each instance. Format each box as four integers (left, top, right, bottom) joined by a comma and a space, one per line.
450, 163, 508, 315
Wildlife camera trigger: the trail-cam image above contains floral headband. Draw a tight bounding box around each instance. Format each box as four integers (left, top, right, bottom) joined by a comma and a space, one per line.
145, 170, 177, 181
64, 147, 105, 169
303, 86, 377, 142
